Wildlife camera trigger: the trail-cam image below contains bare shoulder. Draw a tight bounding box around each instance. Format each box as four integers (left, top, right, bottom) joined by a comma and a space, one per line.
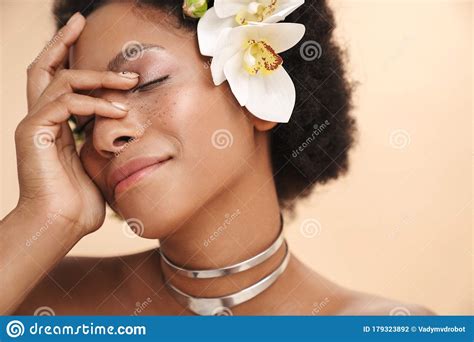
282, 255, 435, 316
338, 288, 437, 316
13, 249, 160, 315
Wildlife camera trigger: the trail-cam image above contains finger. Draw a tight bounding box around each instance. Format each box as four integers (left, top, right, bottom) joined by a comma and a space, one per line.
27, 12, 86, 108
55, 120, 76, 151
29, 93, 129, 127
15, 95, 127, 154
31, 70, 139, 113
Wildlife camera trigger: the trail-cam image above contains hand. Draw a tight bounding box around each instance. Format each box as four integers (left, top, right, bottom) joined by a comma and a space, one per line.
14, 12, 139, 236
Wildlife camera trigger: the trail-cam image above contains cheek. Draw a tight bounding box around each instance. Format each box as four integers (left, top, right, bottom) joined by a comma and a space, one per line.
163, 80, 255, 192
77, 78, 256, 207
129, 93, 171, 125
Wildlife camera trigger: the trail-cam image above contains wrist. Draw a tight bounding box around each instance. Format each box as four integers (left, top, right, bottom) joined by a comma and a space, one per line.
11, 201, 86, 243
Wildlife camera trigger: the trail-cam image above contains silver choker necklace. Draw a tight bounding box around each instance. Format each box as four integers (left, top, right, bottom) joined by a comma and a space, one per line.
163, 241, 290, 316
160, 215, 290, 315
158, 214, 284, 278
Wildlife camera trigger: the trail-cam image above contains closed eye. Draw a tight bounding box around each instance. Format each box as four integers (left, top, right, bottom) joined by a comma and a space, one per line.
71, 75, 169, 134
132, 75, 170, 93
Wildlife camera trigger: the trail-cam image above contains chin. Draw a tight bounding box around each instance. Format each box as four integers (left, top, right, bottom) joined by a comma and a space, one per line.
112, 183, 199, 240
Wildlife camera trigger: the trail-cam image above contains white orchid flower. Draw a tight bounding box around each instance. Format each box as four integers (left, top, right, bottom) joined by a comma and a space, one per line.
198, 0, 304, 56
210, 23, 305, 123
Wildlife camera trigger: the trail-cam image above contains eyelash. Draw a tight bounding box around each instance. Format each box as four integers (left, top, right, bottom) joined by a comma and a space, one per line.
131, 75, 170, 93
72, 75, 170, 134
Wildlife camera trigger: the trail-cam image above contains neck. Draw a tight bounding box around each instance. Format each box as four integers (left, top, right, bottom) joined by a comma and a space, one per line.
159, 141, 286, 300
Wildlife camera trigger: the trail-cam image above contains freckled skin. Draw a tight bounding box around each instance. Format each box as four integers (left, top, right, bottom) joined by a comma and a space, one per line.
70, 4, 258, 233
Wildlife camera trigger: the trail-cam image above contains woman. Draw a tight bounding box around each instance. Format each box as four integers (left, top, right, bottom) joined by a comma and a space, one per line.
1, 0, 434, 315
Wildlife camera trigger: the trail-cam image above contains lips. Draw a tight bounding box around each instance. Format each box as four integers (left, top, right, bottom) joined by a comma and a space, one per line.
109, 156, 172, 196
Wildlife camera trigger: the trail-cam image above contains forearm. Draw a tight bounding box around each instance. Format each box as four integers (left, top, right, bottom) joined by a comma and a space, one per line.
0, 206, 83, 314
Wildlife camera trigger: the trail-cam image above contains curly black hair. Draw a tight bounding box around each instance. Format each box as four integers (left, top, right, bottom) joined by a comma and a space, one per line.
52, 0, 356, 213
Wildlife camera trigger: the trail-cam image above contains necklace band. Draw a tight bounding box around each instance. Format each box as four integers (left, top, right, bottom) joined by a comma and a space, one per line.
163, 240, 290, 316
159, 214, 284, 279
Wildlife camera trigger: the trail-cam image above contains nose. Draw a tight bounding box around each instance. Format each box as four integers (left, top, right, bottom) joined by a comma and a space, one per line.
92, 108, 145, 159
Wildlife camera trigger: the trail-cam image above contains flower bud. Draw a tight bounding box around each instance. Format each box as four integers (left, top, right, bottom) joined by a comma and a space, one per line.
182, 0, 208, 19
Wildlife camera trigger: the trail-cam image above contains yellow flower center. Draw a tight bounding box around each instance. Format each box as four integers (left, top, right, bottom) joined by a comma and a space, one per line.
242, 39, 283, 76
235, 0, 278, 25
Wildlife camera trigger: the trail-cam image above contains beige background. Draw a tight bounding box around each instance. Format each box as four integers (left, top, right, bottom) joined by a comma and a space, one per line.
1, 0, 472, 315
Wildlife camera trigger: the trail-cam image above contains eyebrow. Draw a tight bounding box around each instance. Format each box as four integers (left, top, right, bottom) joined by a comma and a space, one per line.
107, 43, 164, 71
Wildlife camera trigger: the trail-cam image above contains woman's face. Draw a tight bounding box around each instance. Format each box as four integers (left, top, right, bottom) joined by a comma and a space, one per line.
70, 2, 265, 238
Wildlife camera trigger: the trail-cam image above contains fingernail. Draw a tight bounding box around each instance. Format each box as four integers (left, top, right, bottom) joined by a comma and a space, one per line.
110, 101, 129, 111
118, 71, 140, 79
66, 12, 81, 26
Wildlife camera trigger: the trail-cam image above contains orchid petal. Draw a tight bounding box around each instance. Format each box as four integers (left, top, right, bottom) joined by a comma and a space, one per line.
245, 23, 306, 53
260, 0, 305, 22
197, 7, 237, 56
210, 27, 247, 85
214, 0, 250, 18
223, 52, 250, 106
245, 67, 296, 123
